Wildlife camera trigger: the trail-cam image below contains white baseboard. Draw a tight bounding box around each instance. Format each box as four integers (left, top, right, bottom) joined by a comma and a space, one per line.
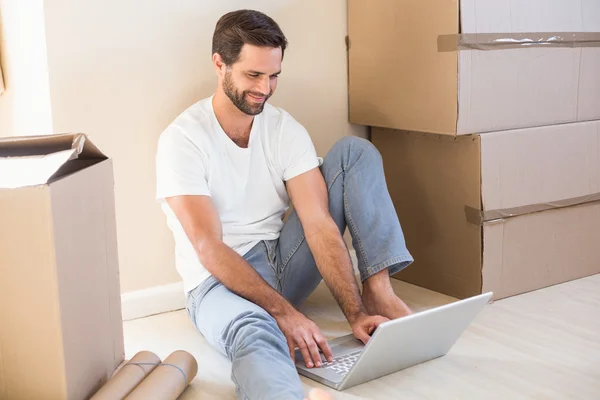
121, 281, 186, 321
121, 250, 358, 321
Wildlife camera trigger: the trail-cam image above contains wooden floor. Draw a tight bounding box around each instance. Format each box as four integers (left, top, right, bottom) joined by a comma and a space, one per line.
123, 274, 600, 399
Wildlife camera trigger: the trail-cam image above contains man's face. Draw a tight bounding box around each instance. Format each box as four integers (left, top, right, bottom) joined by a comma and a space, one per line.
221, 44, 282, 116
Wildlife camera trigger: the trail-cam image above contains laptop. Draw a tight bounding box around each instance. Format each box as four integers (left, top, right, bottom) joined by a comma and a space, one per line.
295, 292, 493, 390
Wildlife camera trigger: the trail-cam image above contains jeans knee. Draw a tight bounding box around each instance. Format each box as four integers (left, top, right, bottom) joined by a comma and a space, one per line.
327, 136, 382, 169
335, 135, 369, 150
225, 311, 287, 358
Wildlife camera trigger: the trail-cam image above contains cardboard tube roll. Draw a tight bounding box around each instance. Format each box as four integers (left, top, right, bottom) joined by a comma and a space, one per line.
90, 351, 161, 400
125, 350, 198, 400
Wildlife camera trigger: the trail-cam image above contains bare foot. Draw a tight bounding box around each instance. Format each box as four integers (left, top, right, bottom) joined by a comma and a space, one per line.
306, 388, 334, 400
362, 285, 413, 320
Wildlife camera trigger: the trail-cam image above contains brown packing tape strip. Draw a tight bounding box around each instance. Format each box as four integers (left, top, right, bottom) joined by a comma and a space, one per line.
465, 193, 600, 225
438, 32, 600, 52
124, 350, 198, 400
90, 351, 162, 400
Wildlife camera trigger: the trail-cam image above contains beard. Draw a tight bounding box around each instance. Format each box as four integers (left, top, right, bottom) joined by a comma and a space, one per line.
223, 70, 272, 116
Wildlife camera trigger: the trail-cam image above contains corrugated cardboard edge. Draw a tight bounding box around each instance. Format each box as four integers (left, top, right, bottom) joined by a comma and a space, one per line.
72, 133, 106, 159
0, 132, 76, 145
0, 133, 105, 157
466, 193, 600, 225
439, 32, 600, 52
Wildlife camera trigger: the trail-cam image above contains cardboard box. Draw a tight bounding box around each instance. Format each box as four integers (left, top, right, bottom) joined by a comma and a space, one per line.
0, 134, 124, 399
348, 0, 600, 135
372, 122, 600, 299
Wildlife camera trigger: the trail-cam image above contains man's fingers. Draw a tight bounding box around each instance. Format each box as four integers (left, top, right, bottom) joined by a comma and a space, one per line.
314, 333, 334, 362
371, 316, 388, 333
354, 327, 371, 345
304, 336, 322, 368
368, 323, 377, 335
297, 339, 314, 368
287, 336, 296, 364
358, 333, 370, 345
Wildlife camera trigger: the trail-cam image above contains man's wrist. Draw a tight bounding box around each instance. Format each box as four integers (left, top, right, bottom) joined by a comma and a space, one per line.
346, 309, 368, 325
269, 299, 297, 319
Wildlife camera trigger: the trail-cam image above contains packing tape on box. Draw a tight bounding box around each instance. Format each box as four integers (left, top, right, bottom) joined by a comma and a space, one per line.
124, 350, 198, 400
438, 32, 600, 52
465, 192, 600, 225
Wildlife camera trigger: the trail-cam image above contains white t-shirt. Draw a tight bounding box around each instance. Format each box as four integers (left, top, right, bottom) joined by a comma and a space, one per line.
156, 96, 322, 294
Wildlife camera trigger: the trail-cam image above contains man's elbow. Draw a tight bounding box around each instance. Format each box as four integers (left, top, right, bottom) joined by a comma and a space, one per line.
193, 236, 224, 265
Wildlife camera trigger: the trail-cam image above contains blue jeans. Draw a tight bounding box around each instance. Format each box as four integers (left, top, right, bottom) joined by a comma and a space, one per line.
185, 137, 413, 400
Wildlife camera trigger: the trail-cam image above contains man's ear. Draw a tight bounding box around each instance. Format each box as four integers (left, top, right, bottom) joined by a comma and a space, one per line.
212, 53, 226, 78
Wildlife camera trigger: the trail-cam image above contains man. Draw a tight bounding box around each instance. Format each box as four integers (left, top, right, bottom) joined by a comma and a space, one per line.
156, 9, 414, 400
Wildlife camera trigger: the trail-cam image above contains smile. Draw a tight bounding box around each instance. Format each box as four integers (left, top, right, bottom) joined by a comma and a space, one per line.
247, 94, 266, 102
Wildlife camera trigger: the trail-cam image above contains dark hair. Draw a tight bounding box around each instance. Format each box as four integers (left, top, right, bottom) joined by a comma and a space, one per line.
212, 10, 288, 65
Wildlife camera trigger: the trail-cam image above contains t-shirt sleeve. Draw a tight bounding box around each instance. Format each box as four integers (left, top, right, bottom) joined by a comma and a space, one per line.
155, 127, 210, 201
278, 117, 322, 181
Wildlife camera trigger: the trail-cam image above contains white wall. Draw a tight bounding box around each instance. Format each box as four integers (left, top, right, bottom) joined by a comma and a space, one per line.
2, 0, 366, 293
0, 0, 53, 137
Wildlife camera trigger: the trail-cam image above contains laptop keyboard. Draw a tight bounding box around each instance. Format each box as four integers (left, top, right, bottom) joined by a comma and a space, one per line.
320, 351, 361, 376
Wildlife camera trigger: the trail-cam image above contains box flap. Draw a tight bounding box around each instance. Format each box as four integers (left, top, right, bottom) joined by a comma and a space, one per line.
0, 133, 107, 189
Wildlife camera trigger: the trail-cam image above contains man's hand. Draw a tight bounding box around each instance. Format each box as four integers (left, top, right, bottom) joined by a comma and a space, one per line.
275, 310, 334, 368
349, 313, 389, 344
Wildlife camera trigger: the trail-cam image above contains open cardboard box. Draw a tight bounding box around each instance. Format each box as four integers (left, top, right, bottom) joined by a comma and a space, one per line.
0, 133, 124, 399
372, 121, 600, 300
348, 0, 600, 135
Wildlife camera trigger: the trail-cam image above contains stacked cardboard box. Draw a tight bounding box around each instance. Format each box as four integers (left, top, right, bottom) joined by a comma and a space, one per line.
348, 0, 600, 300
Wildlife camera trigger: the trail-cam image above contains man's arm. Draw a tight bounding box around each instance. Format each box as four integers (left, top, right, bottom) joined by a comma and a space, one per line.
166, 195, 333, 367
286, 169, 388, 343
167, 195, 289, 316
